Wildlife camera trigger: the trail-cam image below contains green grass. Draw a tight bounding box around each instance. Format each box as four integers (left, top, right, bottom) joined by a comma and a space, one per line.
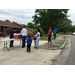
31, 34, 60, 41
57, 46, 62, 48
42, 34, 60, 41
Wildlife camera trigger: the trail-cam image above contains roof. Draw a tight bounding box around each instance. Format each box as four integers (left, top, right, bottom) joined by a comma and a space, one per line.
0, 20, 23, 28
27, 28, 34, 31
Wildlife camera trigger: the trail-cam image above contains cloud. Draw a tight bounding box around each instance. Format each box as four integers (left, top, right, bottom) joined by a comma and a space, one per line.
0, 9, 75, 25
0, 9, 35, 24
67, 9, 75, 25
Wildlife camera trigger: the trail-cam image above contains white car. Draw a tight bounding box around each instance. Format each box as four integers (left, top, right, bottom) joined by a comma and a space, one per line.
73, 32, 75, 35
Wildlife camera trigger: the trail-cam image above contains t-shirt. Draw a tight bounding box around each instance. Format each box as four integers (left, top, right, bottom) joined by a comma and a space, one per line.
48, 29, 52, 36
25, 38, 32, 44
36, 32, 40, 39
21, 28, 27, 36
53, 30, 57, 35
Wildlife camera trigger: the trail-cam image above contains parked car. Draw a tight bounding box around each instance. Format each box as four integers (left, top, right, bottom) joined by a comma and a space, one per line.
72, 32, 75, 35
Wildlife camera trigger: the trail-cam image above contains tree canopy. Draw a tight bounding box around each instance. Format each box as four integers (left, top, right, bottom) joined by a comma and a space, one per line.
27, 22, 35, 29
5, 19, 11, 22
32, 9, 69, 33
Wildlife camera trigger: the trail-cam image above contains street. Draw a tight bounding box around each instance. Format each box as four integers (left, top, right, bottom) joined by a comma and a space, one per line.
66, 35, 75, 65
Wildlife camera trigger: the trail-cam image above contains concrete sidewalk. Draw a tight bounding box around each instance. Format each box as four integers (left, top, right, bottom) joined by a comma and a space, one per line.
40, 35, 66, 50
0, 35, 67, 65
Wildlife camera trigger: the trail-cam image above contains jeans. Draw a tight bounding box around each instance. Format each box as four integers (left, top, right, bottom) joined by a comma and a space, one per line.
54, 34, 56, 39
22, 36, 26, 48
27, 44, 31, 52
48, 36, 51, 43
35, 38, 40, 48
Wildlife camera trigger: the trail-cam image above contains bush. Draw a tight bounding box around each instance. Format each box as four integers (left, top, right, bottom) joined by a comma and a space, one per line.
33, 28, 44, 36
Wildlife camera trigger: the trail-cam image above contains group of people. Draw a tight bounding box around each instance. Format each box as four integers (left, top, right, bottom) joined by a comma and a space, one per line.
10, 26, 41, 52
10, 26, 57, 52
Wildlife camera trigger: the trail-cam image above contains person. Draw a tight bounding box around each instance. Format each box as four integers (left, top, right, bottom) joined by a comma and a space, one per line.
35, 28, 40, 49
10, 28, 16, 47
21, 26, 27, 48
46, 27, 52, 45
25, 35, 32, 52
33, 32, 37, 46
53, 28, 57, 39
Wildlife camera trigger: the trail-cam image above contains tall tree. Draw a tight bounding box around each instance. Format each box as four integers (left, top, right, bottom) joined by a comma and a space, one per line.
32, 9, 69, 33
5, 19, 11, 22
27, 22, 35, 29
57, 18, 72, 32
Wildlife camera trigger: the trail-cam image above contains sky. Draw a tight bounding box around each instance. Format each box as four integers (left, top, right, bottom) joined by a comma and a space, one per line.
0, 9, 75, 25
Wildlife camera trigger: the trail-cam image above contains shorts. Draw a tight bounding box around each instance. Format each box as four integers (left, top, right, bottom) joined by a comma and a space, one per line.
34, 40, 36, 44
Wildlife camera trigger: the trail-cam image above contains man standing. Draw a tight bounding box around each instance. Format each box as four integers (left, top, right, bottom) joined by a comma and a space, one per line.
10, 28, 14, 47
53, 28, 57, 39
21, 26, 27, 48
46, 27, 52, 45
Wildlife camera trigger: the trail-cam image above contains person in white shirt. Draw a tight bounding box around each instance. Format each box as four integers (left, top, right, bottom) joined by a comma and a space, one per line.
35, 28, 40, 49
21, 26, 27, 48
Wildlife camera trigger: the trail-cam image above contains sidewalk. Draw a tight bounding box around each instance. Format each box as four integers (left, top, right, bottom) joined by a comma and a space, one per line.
40, 35, 66, 50
0, 35, 67, 65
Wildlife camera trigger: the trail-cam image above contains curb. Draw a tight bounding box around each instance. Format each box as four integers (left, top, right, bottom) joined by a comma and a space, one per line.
52, 37, 71, 65
59, 36, 68, 49
39, 36, 67, 50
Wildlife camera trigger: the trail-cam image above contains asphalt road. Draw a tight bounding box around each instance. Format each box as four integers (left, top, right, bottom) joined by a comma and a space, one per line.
66, 35, 75, 65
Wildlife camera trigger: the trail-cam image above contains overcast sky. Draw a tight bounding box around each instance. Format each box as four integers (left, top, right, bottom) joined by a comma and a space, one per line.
0, 9, 75, 25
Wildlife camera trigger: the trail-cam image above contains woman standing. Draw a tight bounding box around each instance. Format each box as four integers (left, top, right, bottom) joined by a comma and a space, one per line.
35, 28, 40, 49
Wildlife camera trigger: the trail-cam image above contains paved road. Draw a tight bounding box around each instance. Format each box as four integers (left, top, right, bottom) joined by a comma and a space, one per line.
66, 35, 75, 65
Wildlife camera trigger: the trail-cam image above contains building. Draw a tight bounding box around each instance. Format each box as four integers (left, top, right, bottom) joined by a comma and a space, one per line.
0, 20, 34, 37
27, 28, 34, 37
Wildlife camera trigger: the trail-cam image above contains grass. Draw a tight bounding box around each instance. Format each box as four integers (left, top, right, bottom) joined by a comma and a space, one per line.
27, 34, 60, 41
57, 46, 62, 48
42, 34, 60, 41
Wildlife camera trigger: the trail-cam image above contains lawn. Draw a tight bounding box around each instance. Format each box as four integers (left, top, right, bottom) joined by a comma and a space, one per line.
31, 34, 60, 41
41, 34, 60, 41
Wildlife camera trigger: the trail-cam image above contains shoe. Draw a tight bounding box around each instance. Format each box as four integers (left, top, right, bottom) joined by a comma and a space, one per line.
35, 48, 39, 49
50, 42, 52, 44
46, 43, 49, 45
12, 46, 14, 47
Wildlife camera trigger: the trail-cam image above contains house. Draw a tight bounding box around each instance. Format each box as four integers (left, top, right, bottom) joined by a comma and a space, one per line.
0, 20, 34, 37
26, 28, 34, 37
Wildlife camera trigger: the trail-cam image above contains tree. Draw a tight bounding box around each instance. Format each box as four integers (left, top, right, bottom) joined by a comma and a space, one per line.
20, 24, 27, 27
5, 19, 11, 22
27, 22, 35, 29
57, 18, 72, 33
32, 9, 69, 33
63, 24, 73, 33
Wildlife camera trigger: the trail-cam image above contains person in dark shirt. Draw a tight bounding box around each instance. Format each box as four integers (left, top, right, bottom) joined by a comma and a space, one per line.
10, 28, 17, 47
25, 35, 32, 52
10, 28, 14, 47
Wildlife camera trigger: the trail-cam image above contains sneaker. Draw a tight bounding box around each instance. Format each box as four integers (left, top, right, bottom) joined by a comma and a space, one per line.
46, 43, 49, 45
50, 42, 52, 44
